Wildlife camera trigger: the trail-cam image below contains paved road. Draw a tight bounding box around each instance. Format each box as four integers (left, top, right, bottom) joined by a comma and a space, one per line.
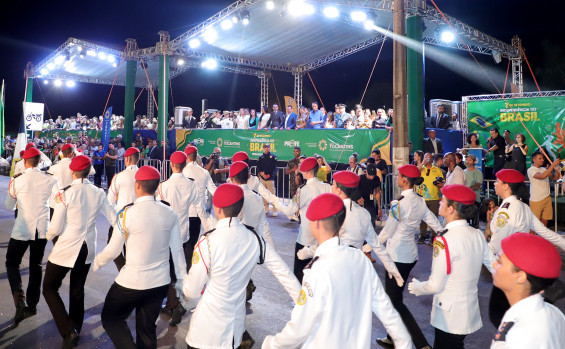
0, 175, 563, 348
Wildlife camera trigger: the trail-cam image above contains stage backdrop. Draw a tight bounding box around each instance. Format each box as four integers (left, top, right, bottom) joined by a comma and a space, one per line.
467, 95, 565, 165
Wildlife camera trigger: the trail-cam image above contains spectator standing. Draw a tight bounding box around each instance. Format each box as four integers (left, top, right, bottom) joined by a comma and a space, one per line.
285, 147, 301, 198
183, 108, 198, 129
283, 105, 297, 130
257, 106, 271, 130
92, 145, 105, 187
431, 104, 450, 130
372, 108, 388, 129
455, 152, 466, 170
337, 104, 351, 128
295, 106, 309, 130
248, 109, 258, 130
355, 164, 382, 228
444, 152, 466, 185
257, 144, 278, 216
486, 128, 507, 175
412, 150, 424, 169
147, 139, 163, 161
505, 133, 528, 175
324, 113, 335, 128
204, 147, 229, 185
423, 130, 443, 155
347, 154, 364, 176
527, 152, 562, 226
116, 142, 125, 160
308, 102, 325, 129
434, 153, 447, 177
416, 153, 444, 244
269, 104, 285, 130
464, 154, 483, 226
370, 149, 388, 180
333, 104, 342, 128
104, 143, 118, 189
315, 155, 331, 183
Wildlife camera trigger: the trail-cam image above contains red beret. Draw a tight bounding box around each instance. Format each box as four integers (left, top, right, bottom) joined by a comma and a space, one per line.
19, 150, 25, 157
398, 164, 421, 178
501, 233, 561, 278
69, 155, 91, 171
135, 166, 161, 181
213, 183, 244, 208
184, 145, 198, 155
441, 184, 476, 205
124, 147, 140, 157
232, 151, 249, 163
170, 151, 187, 164
62, 143, 74, 152
496, 169, 525, 183
229, 161, 248, 178
333, 171, 360, 188
300, 157, 317, 172
306, 193, 344, 221
22, 147, 41, 159
25, 143, 36, 150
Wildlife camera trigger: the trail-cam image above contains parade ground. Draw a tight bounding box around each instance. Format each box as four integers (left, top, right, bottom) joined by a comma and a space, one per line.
0, 175, 563, 348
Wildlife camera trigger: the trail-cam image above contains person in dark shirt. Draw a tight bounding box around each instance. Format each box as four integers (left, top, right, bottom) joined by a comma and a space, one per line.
257, 144, 278, 215
92, 144, 105, 187
486, 128, 506, 176
104, 143, 118, 187
351, 164, 382, 228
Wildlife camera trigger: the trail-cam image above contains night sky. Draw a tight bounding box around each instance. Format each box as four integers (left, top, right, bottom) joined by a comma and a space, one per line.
1, 0, 563, 132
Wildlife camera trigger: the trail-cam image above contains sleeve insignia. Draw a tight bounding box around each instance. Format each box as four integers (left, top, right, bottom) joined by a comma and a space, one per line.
433, 240, 445, 258
501, 202, 510, 209
390, 201, 401, 222
296, 289, 307, 305
192, 251, 200, 264
496, 212, 509, 228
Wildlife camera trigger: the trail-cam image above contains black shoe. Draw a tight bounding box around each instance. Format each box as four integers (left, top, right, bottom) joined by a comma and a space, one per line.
417, 236, 426, 244
246, 280, 256, 302
14, 301, 28, 324
169, 304, 187, 326
376, 337, 395, 349
160, 306, 173, 317
62, 329, 79, 349
239, 330, 255, 349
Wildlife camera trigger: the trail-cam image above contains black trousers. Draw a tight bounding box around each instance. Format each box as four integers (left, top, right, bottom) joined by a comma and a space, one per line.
493, 155, 505, 176
43, 243, 90, 336
433, 327, 466, 349
101, 283, 168, 349
188, 217, 202, 251
489, 285, 510, 328
293, 242, 312, 284
363, 203, 377, 229
6, 234, 47, 308
108, 226, 126, 271
105, 165, 116, 189
94, 163, 104, 187
384, 261, 429, 348
164, 242, 191, 310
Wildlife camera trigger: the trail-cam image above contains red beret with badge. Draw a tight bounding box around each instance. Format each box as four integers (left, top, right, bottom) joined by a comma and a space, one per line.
170, 151, 187, 164
213, 183, 244, 208
25, 143, 36, 150
135, 166, 161, 181
229, 161, 248, 178
333, 171, 360, 188
299, 157, 317, 172
62, 143, 74, 152
69, 155, 92, 171
496, 169, 525, 183
398, 164, 421, 178
184, 145, 198, 155
232, 151, 249, 163
306, 193, 344, 221
501, 233, 561, 278
22, 147, 41, 159
124, 147, 140, 157
441, 184, 476, 205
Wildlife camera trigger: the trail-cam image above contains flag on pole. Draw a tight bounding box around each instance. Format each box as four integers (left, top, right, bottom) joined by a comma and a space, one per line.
0, 80, 5, 158
10, 105, 28, 177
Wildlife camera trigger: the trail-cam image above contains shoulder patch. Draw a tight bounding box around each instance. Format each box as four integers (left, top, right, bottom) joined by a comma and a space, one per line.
192, 251, 200, 264
433, 239, 445, 257
296, 289, 307, 305
496, 212, 509, 228
390, 201, 401, 222
501, 202, 510, 209
395, 195, 404, 201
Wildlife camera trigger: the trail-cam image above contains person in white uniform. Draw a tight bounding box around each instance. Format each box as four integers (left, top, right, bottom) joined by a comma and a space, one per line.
262, 193, 412, 349
47, 143, 75, 189
94, 166, 187, 349
5, 147, 58, 324
487, 169, 565, 328
183, 183, 300, 349
490, 233, 565, 348
376, 164, 443, 349
43, 155, 117, 348
408, 184, 497, 348
274, 157, 331, 282
156, 151, 209, 326
106, 147, 140, 270
231, 151, 279, 208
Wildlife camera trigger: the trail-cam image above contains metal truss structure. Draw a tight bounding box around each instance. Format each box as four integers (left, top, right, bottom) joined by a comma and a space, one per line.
293, 73, 304, 108
147, 87, 155, 119
260, 74, 269, 108
462, 90, 565, 102
511, 36, 523, 95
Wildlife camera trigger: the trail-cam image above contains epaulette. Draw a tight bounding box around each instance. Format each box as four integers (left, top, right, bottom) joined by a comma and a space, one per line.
298, 183, 306, 190
244, 224, 265, 265
252, 190, 259, 195
160, 200, 171, 206
437, 229, 448, 236
415, 192, 423, 197
501, 202, 510, 209
187, 177, 195, 181
304, 256, 319, 269
203, 228, 216, 236
493, 321, 515, 342
116, 202, 135, 239
61, 185, 71, 192
41, 167, 52, 172
13, 173, 23, 179
395, 195, 404, 201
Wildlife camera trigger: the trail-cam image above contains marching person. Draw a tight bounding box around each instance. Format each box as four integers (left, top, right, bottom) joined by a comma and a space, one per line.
5, 146, 58, 324
490, 233, 565, 348
408, 184, 497, 349
156, 151, 209, 326
376, 164, 444, 349
262, 193, 411, 349
487, 169, 565, 328
183, 183, 300, 349
47, 143, 75, 189
94, 166, 187, 349
274, 157, 331, 282
43, 155, 117, 348
106, 147, 140, 270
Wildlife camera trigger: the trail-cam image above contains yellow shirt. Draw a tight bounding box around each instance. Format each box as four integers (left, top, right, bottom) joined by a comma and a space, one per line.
416, 166, 444, 201
317, 167, 330, 183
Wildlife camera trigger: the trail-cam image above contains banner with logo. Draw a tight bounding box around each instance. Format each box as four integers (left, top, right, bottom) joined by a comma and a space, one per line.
467, 95, 565, 165
101, 107, 113, 151
176, 129, 392, 164
23, 102, 44, 131
284, 96, 298, 114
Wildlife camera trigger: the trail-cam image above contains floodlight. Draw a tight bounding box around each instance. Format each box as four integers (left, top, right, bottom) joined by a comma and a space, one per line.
202, 28, 218, 43
55, 55, 65, 64
77, 46, 83, 52
54, 79, 62, 87
87, 50, 97, 56
178, 59, 185, 66
189, 38, 201, 49
364, 19, 375, 31
221, 19, 233, 30
440, 30, 455, 43
40, 68, 49, 76
241, 10, 250, 25
66, 80, 76, 88
351, 11, 367, 22
43, 80, 49, 85
201, 58, 218, 70
107, 55, 116, 63
323, 6, 339, 18
232, 14, 239, 23
98, 52, 107, 60
288, 1, 314, 16
112, 62, 118, 68
266, 1, 275, 10
47, 63, 55, 70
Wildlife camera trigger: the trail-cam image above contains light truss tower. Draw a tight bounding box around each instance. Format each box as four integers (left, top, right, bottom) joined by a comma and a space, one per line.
147, 87, 155, 120
293, 73, 303, 108
260, 72, 269, 108
511, 36, 523, 95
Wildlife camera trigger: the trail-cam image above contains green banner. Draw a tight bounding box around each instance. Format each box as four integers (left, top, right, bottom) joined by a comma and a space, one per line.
37, 129, 123, 140
467, 95, 565, 165
176, 129, 392, 164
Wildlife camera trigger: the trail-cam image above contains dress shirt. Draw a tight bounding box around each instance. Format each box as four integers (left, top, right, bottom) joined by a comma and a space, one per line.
445, 165, 466, 185
488, 195, 565, 254
409, 220, 496, 335
378, 189, 443, 263
182, 161, 217, 216
262, 237, 411, 349
156, 173, 209, 243
308, 110, 325, 129
108, 165, 138, 210
6, 167, 58, 240
94, 196, 187, 290
47, 178, 117, 267
184, 218, 300, 349
431, 138, 438, 154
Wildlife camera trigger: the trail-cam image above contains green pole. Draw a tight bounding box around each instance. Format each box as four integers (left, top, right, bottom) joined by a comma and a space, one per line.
26, 77, 33, 102
123, 60, 137, 146
157, 54, 169, 143
406, 15, 424, 152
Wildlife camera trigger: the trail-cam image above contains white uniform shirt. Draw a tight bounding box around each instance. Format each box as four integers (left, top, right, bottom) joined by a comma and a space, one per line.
489, 195, 565, 254
6, 168, 58, 240
378, 189, 443, 263
247, 175, 279, 207
94, 196, 187, 290
47, 179, 117, 267
262, 237, 411, 349
490, 294, 565, 348
13, 159, 25, 176
410, 220, 496, 335
107, 165, 138, 210
156, 172, 209, 243
527, 166, 551, 202
446, 165, 466, 185
182, 161, 217, 217
276, 177, 331, 247
184, 218, 300, 349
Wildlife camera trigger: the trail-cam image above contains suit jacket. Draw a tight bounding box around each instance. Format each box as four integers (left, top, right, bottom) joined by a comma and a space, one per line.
432, 113, 451, 130
183, 116, 198, 129
268, 110, 285, 129
283, 112, 297, 129
423, 137, 444, 155
148, 146, 163, 161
